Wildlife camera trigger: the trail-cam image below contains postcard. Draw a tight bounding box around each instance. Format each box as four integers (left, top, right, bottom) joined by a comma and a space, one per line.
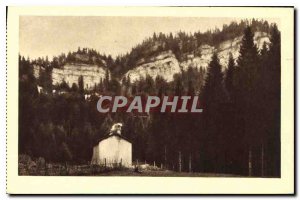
6, 6, 294, 194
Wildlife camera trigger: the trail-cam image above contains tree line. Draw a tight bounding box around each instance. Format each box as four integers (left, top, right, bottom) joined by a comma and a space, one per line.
29, 19, 272, 79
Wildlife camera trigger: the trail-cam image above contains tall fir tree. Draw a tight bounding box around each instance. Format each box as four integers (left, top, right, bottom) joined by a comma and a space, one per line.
264, 24, 281, 177
202, 53, 225, 107
234, 26, 260, 176
201, 52, 226, 173
78, 75, 84, 95
225, 52, 235, 100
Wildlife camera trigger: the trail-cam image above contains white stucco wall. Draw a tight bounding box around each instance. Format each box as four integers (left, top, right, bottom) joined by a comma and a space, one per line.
91, 135, 132, 167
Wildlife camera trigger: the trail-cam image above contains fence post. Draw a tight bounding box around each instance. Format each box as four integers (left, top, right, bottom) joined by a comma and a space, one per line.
189, 153, 192, 173
248, 148, 252, 177
164, 146, 167, 170
261, 143, 264, 177
179, 151, 182, 173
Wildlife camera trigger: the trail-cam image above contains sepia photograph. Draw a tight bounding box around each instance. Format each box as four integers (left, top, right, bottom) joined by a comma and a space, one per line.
6, 6, 294, 194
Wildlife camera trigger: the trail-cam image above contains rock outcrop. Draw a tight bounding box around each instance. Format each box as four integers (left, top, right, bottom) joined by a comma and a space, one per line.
33, 63, 108, 90
180, 31, 270, 71
125, 31, 270, 83
52, 63, 107, 89
33, 65, 44, 79
124, 51, 181, 83
33, 32, 271, 86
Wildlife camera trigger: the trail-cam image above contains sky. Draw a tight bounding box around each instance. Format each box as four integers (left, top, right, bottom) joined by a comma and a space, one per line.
19, 16, 279, 60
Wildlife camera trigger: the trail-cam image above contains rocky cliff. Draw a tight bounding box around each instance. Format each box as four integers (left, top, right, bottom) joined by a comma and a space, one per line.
124, 31, 270, 83
33, 32, 271, 87
52, 63, 108, 89
34, 63, 108, 90
124, 51, 181, 82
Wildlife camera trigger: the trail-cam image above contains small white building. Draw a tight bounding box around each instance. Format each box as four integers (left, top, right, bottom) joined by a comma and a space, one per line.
91, 123, 132, 167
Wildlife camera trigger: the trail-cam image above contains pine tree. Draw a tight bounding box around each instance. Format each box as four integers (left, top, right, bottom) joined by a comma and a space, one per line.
225, 52, 235, 100
264, 24, 281, 177
78, 75, 84, 95
104, 68, 110, 91
98, 78, 104, 93
202, 53, 225, 106
235, 26, 260, 176
201, 52, 226, 173
237, 27, 259, 69
260, 42, 269, 59
71, 83, 79, 92
269, 24, 281, 69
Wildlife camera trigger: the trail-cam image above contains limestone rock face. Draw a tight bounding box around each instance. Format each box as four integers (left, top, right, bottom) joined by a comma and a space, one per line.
123, 32, 270, 83
180, 31, 270, 71
52, 63, 108, 89
180, 44, 215, 71
33, 65, 44, 79
124, 51, 181, 83
33, 32, 270, 86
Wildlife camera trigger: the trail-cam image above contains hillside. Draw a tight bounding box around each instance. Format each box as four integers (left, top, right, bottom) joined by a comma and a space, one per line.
110, 19, 272, 77
31, 19, 272, 88
124, 31, 270, 83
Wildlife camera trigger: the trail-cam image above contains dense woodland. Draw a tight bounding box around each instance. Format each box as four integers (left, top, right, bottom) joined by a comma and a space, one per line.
19, 20, 280, 177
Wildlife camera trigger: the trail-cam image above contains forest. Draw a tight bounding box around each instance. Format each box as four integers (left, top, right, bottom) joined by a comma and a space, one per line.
19, 19, 281, 177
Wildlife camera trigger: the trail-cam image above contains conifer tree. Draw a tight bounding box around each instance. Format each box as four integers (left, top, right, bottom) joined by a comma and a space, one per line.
202, 53, 225, 106
225, 53, 235, 100
235, 26, 260, 176
264, 24, 281, 177
201, 52, 226, 172
78, 75, 84, 95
